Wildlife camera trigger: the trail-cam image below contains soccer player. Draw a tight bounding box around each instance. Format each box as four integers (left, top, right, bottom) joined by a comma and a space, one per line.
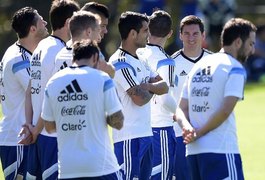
42, 39, 124, 179
53, 11, 101, 72
109, 11, 169, 180
171, 15, 212, 180
19, 0, 80, 179
81, 2, 115, 77
0, 7, 48, 180
176, 18, 256, 180
136, 10, 177, 179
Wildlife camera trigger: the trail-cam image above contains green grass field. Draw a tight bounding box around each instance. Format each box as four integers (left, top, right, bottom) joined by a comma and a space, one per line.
0, 83, 264, 179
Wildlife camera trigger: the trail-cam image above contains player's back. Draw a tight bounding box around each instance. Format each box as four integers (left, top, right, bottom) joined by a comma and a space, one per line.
44, 66, 120, 176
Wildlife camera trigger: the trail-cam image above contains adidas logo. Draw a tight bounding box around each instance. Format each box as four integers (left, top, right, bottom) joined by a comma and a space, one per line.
60, 61, 68, 70
180, 70, 187, 76
192, 66, 213, 83
57, 79, 88, 102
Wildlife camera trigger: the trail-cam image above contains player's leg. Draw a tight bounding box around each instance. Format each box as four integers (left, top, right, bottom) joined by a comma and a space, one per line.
186, 154, 201, 180
198, 153, 244, 180
0, 145, 28, 180
114, 137, 153, 180
138, 136, 153, 180
37, 134, 58, 180
173, 136, 191, 180
114, 139, 138, 180
151, 127, 175, 180
26, 142, 42, 180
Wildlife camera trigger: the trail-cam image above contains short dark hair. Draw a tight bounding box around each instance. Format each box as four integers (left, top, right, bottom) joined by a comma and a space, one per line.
11, 7, 38, 38
118, 11, 149, 40
81, 2, 109, 18
73, 39, 99, 61
221, 18, 257, 46
49, 0, 80, 31
69, 11, 99, 38
149, 10, 172, 37
180, 15, 204, 33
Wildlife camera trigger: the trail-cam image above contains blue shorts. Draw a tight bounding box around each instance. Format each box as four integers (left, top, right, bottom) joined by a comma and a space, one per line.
0, 145, 28, 180
59, 171, 123, 180
114, 136, 153, 180
187, 153, 244, 180
151, 126, 176, 180
26, 134, 58, 180
173, 136, 191, 180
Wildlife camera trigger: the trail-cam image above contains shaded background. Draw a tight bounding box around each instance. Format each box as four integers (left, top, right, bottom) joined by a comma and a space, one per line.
1, 0, 265, 76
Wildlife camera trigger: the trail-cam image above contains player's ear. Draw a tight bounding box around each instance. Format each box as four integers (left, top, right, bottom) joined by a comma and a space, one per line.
30, 25, 37, 33
130, 29, 137, 39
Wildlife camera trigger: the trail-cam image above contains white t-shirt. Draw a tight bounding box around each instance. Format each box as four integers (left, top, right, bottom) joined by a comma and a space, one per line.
41, 66, 122, 178
137, 44, 176, 127
109, 48, 157, 143
0, 43, 31, 145
31, 35, 65, 136
53, 45, 73, 73
172, 49, 212, 136
53, 40, 107, 73
181, 52, 245, 155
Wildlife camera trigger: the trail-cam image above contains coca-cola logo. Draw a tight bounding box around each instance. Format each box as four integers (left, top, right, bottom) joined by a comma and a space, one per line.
191, 87, 210, 97
61, 105, 86, 116
31, 70, 41, 80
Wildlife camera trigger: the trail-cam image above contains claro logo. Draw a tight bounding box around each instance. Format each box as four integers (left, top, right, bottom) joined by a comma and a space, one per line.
62, 119, 86, 131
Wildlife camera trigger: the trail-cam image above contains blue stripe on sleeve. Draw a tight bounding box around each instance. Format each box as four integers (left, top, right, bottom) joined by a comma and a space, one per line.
113, 62, 136, 76
12, 60, 30, 74
103, 79, 114, 92
156, 58, 175, 70
229, 67, 247, 80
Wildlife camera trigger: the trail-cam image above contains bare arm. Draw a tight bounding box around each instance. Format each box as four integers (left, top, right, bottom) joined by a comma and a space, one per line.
174, 98, 196, 144
43, 117, 56, 134
97, 60, 115, 78
127, 85, 154, 106
25, 81, 33, 125
106, 110, 124, 130
141, 75, 169, 95
18, 82, 33, 144
196, 96, 238, 138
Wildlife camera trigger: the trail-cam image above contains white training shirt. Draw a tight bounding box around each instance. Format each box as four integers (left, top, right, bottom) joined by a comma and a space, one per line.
0, 43, 31, 145
53, 40, 107, 73
53, 45, 73, 73
172, 49, 212, 136
109, 48, 157, 143
181, 52, 245, 155
137, 44, 176, 127
41, 66, 122, 178
31, 35, 65, 137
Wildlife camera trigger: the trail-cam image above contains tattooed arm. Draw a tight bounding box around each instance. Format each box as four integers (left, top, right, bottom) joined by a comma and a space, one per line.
107, 110, 124, 130
127, 85, 154, 106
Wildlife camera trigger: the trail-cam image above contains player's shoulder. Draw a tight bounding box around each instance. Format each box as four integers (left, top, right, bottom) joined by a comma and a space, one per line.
109, 48, 131, 64
171, 49, 182, 59
202, 48, 214, 55
34, 36, 65, 55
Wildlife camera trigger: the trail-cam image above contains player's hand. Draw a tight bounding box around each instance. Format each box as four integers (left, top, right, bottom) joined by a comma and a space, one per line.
18, 124, 33, 145
182, 127, 197, 144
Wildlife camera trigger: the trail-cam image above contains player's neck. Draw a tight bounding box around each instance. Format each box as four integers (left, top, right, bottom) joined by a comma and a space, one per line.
18, 37, 39, 53
148, 36, 167, 48
52, 28, 70, 43
121, 41, 138, 57
183, 47, 202, 58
